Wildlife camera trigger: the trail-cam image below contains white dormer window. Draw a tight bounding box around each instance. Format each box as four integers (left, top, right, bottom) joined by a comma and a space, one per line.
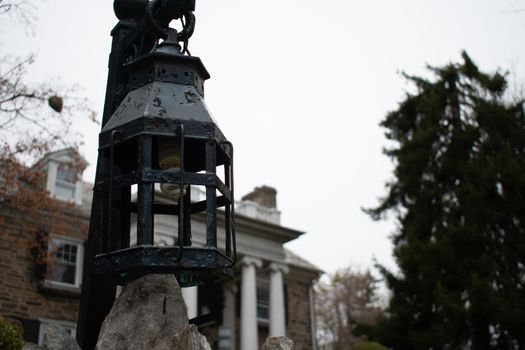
54, 164, 77, 201
37, 149, 87, 205
46, 161, 83, 205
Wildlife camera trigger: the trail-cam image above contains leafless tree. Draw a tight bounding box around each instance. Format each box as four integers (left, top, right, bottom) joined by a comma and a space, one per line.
0, 0, 97, 158
315, 268, 383, 350
0, 1, 95, 252
0, 0, 36, 29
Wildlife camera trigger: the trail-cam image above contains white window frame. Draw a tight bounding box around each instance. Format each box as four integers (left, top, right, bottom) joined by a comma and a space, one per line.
45, 235, 84, 290
54, 179, 76, 201
38, 318, 77, 346
46, 161, 83, 205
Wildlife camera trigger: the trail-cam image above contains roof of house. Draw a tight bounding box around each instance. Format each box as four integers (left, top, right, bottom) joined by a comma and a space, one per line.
284, 248, 323, 274
32, 147, 89, 170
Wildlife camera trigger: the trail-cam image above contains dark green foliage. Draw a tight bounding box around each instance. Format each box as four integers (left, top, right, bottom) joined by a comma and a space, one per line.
0, 319, 24, 350
365, 52, 525, 349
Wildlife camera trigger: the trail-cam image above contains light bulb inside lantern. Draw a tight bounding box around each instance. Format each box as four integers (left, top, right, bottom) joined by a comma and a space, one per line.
158, 137, 187, 199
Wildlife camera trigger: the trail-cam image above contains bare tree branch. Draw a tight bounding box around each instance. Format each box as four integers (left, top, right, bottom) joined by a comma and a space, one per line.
0, 0, 97, 223
500, 2, 525, 14
315, 268, 384, 349
0, 0, 37, 32
0, 51, 97, 163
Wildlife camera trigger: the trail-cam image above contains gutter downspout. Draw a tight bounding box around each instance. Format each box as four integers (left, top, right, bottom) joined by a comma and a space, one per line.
309, 280, 318, 350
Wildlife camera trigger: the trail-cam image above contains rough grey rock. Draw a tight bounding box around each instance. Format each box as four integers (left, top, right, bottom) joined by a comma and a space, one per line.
261, 336, 295, 350
96, 274, 211, 350
23, 325, 80, 350
43, 324, 80, 350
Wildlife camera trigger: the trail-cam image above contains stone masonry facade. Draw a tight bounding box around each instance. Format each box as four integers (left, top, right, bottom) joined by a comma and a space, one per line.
286, 280, 313, 350
0, 204, 88, 343
0, 207, 318, 348
0, 174, 320, 348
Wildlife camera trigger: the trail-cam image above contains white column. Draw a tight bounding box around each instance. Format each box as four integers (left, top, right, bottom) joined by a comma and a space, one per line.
240, 256, 262, 350
221, 282, 237, 350
46, 161, 58, 194
268, 262, 289, 337
181, 286, 198, 319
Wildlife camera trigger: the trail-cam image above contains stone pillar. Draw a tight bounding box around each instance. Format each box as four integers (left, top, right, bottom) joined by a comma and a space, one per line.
240, 256, 262, 350
181, 286, 198, 319
268, 263, 289, 337
222, 282, 237, 350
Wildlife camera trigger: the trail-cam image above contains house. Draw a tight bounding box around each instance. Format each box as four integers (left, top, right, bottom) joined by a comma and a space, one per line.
0, 149, 322, 349
0, 149, 91, 344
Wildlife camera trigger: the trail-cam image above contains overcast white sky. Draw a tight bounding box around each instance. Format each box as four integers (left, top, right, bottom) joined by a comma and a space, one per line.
3, 0, 525, 276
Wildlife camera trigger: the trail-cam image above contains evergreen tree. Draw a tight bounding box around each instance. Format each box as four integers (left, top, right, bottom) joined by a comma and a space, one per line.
365, 52, 525, 350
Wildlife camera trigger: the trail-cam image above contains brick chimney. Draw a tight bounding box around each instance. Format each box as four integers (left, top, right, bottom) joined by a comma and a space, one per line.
241, 185, 277, 209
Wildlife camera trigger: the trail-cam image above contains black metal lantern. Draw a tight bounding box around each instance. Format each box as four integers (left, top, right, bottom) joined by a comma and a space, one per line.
96, 29, 235, 285
77, 1, 235, 348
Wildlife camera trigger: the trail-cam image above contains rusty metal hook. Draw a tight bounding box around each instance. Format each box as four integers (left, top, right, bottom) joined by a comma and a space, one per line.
146, 0, 168, 40
146, 0, 195, 48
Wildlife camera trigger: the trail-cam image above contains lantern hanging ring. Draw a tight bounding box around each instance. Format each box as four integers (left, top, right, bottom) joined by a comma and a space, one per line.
146, 0, 195, 45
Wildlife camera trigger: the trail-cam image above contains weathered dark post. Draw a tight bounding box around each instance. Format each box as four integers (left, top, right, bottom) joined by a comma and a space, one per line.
77, 1, 236, 348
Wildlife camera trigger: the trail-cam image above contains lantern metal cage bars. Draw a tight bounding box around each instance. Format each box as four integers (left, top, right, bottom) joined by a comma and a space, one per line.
87, 25, 236, 287
92, 123, 236, 286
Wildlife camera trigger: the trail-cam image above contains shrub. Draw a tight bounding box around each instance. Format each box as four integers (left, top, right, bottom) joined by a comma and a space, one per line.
0, 319, 24, 350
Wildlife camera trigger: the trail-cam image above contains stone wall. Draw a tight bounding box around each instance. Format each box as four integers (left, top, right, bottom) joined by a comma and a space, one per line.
0, 204, 319, 348
0, 205, 88, 343
285, 280, 313, 350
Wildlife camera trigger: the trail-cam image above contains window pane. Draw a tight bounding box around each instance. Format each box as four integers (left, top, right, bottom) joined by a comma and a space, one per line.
48, 241, 79, 286
55, 183, 75, 200
256, 280, 270, 320
56, 244, 77, 264
257, 305, 269, 320
56, 166, 76, 183
48, 263, 76, 285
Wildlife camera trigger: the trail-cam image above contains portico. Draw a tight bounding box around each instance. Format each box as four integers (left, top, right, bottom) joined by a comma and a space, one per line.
181, 256, 291, 350
141, 185, 321, 349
